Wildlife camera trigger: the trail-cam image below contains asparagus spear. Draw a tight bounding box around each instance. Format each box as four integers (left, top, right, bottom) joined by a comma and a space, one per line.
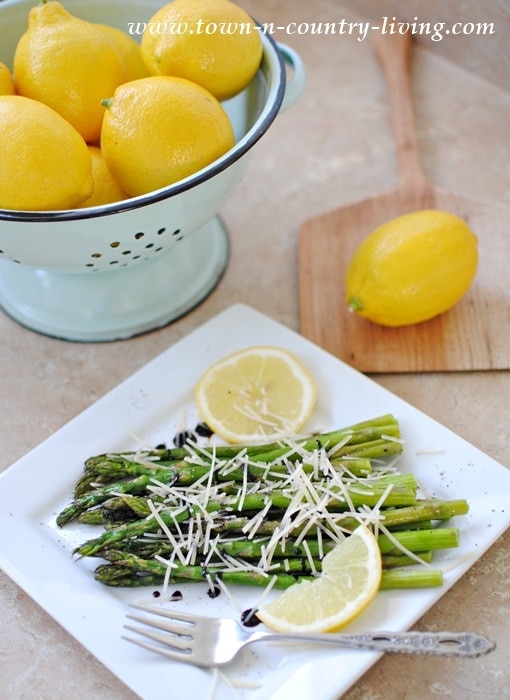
95, 527, 450, 576
377, 528, 459, 555
78, 452, 377, 495
83, 414, 402, 468
98, 536, 432, 569
56, 470, 177, 527
112, 529, 454, 562
76, 495, 467, 537
93, 550, 443, 590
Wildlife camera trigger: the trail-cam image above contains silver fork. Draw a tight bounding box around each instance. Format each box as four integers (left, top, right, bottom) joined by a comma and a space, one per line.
123, 603, 495, 667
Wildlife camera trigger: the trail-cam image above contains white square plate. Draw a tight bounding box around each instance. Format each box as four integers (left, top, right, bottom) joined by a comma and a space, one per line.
1, 304, 509, 699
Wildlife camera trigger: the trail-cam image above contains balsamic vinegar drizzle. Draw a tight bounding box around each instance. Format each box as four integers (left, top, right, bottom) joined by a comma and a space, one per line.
207, 585, 221, 599
195, 422, 214, 438
173, 430, 195, 448
241, 608, 262, 627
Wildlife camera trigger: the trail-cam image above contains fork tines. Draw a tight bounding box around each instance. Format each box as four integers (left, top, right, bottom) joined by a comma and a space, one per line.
123, 603, 197, 660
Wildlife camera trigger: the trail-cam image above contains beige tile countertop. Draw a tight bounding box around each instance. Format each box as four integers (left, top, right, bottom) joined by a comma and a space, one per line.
1, 1, 509, 698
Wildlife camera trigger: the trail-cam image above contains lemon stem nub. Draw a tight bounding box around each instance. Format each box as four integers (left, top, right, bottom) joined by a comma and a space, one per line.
101, 98, 113, 109
348, 297, 364, 313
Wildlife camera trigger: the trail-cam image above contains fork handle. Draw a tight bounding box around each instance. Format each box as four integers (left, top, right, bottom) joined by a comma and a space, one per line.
253, 630, 494, 658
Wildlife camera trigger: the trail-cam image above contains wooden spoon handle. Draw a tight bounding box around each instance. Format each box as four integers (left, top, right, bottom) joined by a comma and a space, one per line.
372, 31, 429, 192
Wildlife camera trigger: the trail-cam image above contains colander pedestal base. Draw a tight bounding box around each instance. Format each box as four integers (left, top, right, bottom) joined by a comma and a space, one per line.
0, 217, 229, 342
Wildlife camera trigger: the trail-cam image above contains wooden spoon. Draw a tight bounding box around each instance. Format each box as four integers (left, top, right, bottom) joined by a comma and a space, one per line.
298, 31, 510, 373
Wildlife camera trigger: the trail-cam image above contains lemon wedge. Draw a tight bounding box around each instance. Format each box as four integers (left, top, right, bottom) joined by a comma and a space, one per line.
256, 524, 382, 633
194, 346, 317, 444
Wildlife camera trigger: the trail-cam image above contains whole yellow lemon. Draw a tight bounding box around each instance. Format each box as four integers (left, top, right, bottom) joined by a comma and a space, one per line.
345, 209, 479, 327
0, 62, 15, 95
13, 0, 125, 143
96, 24, 149, 82
0, 95, 92, 211
140, 0, 263, 101
78, 145, 128, 208
100, 76, 235, 197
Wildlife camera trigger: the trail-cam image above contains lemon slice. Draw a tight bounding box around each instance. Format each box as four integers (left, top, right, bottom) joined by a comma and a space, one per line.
194, 346, 317, 444
256, 525, 382, 633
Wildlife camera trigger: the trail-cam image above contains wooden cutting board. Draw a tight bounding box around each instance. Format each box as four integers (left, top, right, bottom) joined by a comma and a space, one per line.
299, 191, 510, 373
298, 33, 510, 373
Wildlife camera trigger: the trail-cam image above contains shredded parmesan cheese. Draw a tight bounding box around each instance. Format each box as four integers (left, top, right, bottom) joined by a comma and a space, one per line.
122, 422, 427, 599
